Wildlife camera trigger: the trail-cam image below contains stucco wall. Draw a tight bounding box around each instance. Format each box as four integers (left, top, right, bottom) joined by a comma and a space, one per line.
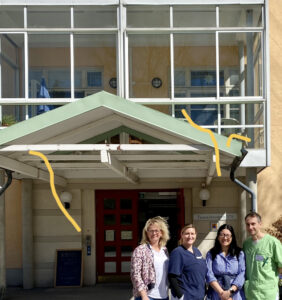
5, 179, 22, 286
32, 186, 82, 287
257, 0, 282, 229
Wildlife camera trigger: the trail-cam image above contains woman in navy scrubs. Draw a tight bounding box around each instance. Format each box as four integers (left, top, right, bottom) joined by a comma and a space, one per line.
168, 224, 207, 300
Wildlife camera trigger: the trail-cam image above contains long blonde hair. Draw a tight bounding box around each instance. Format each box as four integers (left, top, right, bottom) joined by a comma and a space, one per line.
140, 216, 170, 248
179, 224, 197, 245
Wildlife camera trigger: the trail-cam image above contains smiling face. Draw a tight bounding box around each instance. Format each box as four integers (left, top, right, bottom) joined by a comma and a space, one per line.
245, 216, 262, 238
147, 223, 162, 246
181, 227, 196, 248
218, 228, 232, 249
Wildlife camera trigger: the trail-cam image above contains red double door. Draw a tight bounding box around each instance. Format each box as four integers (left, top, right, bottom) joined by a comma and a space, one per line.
96, 190, 184, 278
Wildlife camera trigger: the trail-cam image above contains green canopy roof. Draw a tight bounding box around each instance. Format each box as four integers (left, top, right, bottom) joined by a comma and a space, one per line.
0, 91, 242, 156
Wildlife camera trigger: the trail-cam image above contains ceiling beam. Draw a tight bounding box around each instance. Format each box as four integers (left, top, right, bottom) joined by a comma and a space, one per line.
0, 155, 67, 187
100, 150, 139, 184
18, 154, 208, 162
0, 144, 211, 152
38, 161, 207, 169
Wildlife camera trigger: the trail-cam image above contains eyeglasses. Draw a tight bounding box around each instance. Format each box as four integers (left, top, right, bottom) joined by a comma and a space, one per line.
219, 233, 232, 238
148, 230, 160, 234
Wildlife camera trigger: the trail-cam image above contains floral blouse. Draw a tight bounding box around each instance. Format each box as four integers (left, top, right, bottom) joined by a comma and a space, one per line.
130, 243, 169, 297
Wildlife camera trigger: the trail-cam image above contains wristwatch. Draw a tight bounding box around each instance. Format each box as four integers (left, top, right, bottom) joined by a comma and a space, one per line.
229, 287, 235, 295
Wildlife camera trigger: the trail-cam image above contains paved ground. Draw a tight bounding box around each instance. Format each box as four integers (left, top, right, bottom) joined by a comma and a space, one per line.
3, 283, 134, 300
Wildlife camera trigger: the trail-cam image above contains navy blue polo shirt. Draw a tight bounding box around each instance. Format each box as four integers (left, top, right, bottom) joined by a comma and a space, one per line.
168, 245, 207, 300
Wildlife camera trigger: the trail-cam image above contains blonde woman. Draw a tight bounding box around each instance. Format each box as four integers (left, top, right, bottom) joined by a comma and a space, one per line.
168, 224, 207, 300
131, 216, 170, 300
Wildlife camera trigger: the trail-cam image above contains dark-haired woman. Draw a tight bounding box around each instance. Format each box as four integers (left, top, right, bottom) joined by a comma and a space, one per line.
206, 224, 245, 300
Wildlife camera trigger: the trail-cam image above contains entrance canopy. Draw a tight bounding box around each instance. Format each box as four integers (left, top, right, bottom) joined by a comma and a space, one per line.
0, 92, 243, 186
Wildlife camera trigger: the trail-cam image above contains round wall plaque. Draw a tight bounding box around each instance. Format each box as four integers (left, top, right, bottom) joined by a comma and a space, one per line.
151, 77, 162, 88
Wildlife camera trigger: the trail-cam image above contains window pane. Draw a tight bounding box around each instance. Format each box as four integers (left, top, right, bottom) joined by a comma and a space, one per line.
1, 34, 24, 100
105, 262, 116, 273
0, 6, 24, 28
104, 199, 115, 210
74, 34, 117, 96
127, 6, 169, 28
219, 32, 263, 97
129, 34, 170, 98
219, 5, 262, 27
1, 105, 25, 126
218, 103, 264, 148
173, 5, 216, 27
104, 215, 116, 225
27, 6, 70, 28
120, 215, 132, 225
104, 246, 116, 257
74, 6, 117, 28
105, 230, 115, 241
121, 246, 133, 257
121, 261, 130, 273
29, 34, 70, 99
121, 230, 132, 240
120, 199, 132, 210
174, 33, 216, 98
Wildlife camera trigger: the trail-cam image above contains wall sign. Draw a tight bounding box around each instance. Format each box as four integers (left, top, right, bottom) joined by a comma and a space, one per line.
55, 249, 83, 287
193, 213, 237, 221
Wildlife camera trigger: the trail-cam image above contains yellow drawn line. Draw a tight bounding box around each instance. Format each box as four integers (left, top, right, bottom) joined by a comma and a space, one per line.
29, 150, 81, 232
226, 134, 251, 147
181, 109, 221, 177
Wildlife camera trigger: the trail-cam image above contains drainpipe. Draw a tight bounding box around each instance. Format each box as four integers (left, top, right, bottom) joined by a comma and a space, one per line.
230, 149, 257, 212
0, 169, 13, 196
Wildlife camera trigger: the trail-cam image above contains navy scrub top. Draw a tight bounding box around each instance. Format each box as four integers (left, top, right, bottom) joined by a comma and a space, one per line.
168, 245, 207, 300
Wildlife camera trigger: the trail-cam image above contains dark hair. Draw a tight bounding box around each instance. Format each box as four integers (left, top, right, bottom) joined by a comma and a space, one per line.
210, 224, 241, 260
245, 212, 262, 223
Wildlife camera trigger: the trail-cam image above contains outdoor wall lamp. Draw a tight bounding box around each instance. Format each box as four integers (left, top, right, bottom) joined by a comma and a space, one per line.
199, 183, 210, 207
60, 191, 73, 209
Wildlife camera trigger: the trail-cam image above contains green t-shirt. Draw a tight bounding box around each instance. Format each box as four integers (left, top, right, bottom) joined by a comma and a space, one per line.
243, 234, 282, 300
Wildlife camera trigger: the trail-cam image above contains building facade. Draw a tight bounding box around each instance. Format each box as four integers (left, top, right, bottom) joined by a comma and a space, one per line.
0, 0, 280, 289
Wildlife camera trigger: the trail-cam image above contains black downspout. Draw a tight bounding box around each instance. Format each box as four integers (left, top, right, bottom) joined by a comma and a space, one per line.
230, 149, 257, 212
0, 169, 13, 197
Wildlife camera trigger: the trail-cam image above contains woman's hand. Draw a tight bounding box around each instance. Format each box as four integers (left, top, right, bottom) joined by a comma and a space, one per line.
140, 290, 150, 300
219, 290, 232, 300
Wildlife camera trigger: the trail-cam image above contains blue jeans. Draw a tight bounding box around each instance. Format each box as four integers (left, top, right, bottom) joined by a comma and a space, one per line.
135, 297, 169, 300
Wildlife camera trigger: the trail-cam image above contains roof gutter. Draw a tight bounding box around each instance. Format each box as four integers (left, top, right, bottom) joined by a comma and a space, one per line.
230, 148, 256, 212
0, 169, 13, 197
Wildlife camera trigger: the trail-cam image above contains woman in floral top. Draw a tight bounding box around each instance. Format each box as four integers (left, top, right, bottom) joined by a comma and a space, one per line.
131, 216, 170, 300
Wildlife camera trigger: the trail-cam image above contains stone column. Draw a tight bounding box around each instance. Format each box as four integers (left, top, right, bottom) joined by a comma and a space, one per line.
0, 170, 6, 294
22, 179, 34, 289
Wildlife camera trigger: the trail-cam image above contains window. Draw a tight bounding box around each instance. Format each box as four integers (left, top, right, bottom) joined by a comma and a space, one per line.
29, 67, 103, 99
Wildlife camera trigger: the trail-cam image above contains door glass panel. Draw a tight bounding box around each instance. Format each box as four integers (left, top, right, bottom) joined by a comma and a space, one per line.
104, 198, 115, 209
104, 246, 116, 257
121, 214, 132, 225
105, 262, 116, 273
105, 230, 115, 241
121, 246, 133, 257
121, 230, 133, 240
104, 214, 116, 225
120, 198, 132, 209
121, 261, 131, 273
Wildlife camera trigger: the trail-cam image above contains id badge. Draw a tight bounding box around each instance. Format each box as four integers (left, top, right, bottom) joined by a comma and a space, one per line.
255, 254, 264, 261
